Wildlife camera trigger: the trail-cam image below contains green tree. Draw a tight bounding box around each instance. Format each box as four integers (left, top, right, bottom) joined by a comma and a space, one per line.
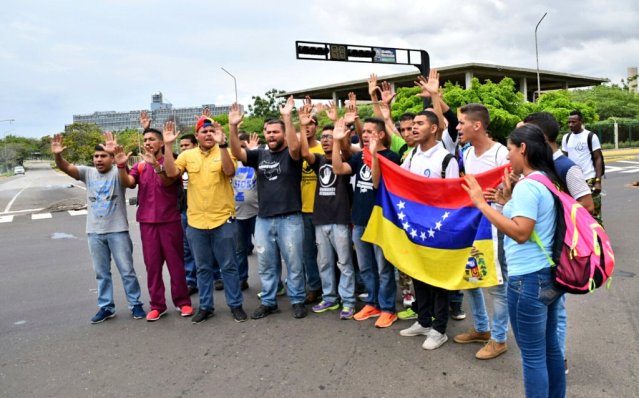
55, 123, 104, 165
248, 89, 287, 119
569, 85, 639, 120
533, 90, 597, 133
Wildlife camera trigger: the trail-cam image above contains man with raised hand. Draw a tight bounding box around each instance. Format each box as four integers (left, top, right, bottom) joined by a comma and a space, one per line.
112, 116, 193, 322
51, 133, 145, 324
163, 117, 247, 324
229, 98, 308, 320
453, 103, 509, 360
178, 132, 199, 295
332, 117, 401, 328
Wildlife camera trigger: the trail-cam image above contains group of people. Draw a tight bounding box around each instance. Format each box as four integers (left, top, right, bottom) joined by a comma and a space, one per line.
53, 69, 604, 398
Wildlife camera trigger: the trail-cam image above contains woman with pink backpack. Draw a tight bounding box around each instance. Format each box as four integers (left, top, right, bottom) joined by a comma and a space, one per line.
462, 124, 566, 398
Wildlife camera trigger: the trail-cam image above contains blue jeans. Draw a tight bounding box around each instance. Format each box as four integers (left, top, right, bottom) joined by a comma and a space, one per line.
466, 232, 509, 342
255, 213, 305, 306
186, 221, 243, 310
235, 217, 256, 282
315, 224, 356, 307
508, 268, 565, 398
352, 225, 396, 313
87, 231, 143, 311
302, 213, 321, 291
556, 295, 567, 359
181, 211, 197, 287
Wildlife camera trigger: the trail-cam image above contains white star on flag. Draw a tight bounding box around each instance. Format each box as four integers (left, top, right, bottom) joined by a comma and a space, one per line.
420, 231, 426, 240
398, 212, 405, 220
443, 211, 450, 220
397, 201, 406, 210
410, 229, 418, 238
403, 222, 410, 230
435, 221, 442, 231
428, 228, 435, 238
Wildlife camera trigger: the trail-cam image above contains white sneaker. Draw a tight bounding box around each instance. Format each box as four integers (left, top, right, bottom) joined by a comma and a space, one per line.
399, 321, 431, 337
402, 293, 415, 308
422, 329, 448, 350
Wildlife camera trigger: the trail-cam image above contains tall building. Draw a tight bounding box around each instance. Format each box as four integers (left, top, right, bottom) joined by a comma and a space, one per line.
72, 92, 243, 131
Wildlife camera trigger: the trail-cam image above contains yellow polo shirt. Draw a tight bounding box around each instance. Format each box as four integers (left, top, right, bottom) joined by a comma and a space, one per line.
175, 147, 236, 229
301, 143, 325, 213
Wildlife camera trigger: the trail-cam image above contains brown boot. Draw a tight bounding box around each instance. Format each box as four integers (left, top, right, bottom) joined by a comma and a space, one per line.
476, 339, 508, 359
304, 289, 322, 304
453, 328, 491, 344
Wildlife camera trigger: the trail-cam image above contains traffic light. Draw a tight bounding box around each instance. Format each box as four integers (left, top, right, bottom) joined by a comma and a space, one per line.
297, 45, 329, 56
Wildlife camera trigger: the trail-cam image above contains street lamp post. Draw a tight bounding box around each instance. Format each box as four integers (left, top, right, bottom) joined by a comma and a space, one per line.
221, 67, 238, 104
535, 12, 548, 101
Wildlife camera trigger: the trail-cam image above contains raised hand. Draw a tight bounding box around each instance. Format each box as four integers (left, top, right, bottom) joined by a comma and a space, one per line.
347, 92, 357, 108
212, 121, 227, 145
113, 145, 132, 167
280, 95, 295, 116
414, 75, 431, 98
139, 111, 151, 130
248, 132, 260, 149
369, 131, 379, 155
368, 73, 380, 99
50, 134, 66, 155
424, 68, 440, 95
163, 121, 178, 145
325, 101, 338, 122
343, 102, 358, 125
332, 118, 348, 141
140, 147, 158, 167
380, 81, 396, 105
228, 102, 244, 126
299, 96, 314, 125
103, 131, 117, 154
378, 101, 392, 121
202, 106, 211, 118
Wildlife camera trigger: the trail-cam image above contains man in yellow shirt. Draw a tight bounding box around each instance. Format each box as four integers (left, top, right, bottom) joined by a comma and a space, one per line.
164, 118, 246, 324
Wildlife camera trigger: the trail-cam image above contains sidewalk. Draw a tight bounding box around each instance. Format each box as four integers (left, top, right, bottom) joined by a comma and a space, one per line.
603, 147, 639, 161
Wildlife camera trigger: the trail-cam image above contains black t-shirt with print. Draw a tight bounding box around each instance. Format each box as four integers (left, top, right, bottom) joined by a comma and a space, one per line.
309, 154, 352, 226
347, 149, 400, 226
245, 148, 302, 217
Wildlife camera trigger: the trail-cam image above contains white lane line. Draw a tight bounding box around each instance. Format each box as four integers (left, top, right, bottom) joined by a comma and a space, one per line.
0, 215, 14, 223
68, 210, 88, 216
617, 160, 639, 165
3, 183, 32, 213
605, 166, 622, 173
620, 167, 639, 174
32, 213, 52, 220
0, 207, 45, 215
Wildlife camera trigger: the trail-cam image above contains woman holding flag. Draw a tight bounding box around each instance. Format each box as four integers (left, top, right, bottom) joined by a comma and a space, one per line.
462, 124, 566, 398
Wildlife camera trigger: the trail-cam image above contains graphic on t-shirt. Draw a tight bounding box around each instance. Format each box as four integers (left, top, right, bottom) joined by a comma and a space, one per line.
259, 160, 281, 181
575, 141, 586, 152
359, 165, 372, 181
318, 164, 336, 187
234, 167, 256, 190
423, 169, 431, 177
88, 180, 117, 218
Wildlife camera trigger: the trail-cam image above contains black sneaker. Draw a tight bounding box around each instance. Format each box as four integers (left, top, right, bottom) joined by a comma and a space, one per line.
231, 306, 248, 322
91, 308, 115, 324
192, 309, 214, 324
214, 280, 224, 291
251, 304, 279, 319
292, 303, 308, 319
240, 280, 249, 291
131, 304, 145, 319
450, 302, 466, 320
187, 285, 198, 296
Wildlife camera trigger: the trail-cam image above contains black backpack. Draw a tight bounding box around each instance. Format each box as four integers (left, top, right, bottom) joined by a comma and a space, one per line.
406, 148, 455, 178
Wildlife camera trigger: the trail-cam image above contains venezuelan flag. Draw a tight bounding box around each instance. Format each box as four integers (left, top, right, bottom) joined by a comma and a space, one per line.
362, 153, 508, 290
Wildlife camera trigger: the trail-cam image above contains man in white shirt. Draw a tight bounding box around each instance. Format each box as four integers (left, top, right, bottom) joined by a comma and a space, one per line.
453, 103, 510, 360
561, 110, 604, 224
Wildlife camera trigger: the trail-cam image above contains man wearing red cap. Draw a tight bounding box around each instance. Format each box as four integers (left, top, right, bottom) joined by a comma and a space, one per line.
164, 116, 247, 324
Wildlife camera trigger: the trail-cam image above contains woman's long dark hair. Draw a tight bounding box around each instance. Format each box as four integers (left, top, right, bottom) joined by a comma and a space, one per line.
508, 124, 568, 192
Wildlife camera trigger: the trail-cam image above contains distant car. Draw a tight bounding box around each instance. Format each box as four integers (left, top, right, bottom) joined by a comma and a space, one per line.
14, 166, 25, 175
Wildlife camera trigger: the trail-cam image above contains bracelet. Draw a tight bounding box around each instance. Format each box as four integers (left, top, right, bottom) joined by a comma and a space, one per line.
594, 178, 601, 182
117, 164, 127, 169
218, 143, 229, 149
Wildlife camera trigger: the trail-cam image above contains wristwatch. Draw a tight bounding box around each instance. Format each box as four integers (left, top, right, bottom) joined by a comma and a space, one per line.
218, 143, 229, 149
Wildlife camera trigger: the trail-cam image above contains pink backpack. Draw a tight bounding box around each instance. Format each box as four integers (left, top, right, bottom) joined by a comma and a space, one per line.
527, 173, 615, 294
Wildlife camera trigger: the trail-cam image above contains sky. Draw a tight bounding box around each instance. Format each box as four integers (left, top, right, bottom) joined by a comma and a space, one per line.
2, 0, 638, 138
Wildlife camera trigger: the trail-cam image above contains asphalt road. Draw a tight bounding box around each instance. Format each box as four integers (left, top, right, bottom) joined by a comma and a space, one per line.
0, 160, 637, 397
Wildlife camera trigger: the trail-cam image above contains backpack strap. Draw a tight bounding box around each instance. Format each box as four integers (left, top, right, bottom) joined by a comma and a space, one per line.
406, 147, 418, 169
137, 161, 145, 174
586, 131, 594, 154
441, 153, 454, 179
531, 230, 555, 267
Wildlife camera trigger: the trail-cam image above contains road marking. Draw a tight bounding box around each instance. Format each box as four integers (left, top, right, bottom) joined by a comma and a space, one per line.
616, 160, 639, 165
32, 213, 52, 220
0, 215, 14, 223
3, 182, 32, 213
620, 167, 639, 174
68, 210, 88, 216
0, 207, 45, 215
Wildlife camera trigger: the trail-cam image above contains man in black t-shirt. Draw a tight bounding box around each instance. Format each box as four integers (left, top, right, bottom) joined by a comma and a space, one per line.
229, 99, 308, 320
333, 117, 400, 329
299, 108, 356, 319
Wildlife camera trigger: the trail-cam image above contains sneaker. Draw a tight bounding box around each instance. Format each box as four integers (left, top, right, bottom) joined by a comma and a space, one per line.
131, 304, 145, 319
340, 306, 355, 320
192, 309, 214, 324
240, 280, 249, 291
146, 309, 167, 322
565, 359, 569, 375
214, 279, 224, 291
400, 321, 432, 337
231, 306, 248, 322
178, 305, 194, 317
449, 302, 466, 320
453, 328, 491, 344
476, 339, 508, 359
357, 292, 369, 301
354, 304, 382, 321
374, 311, 398, 328
402, 293, 415, 308
304, 289, 322, 304
276, 282, 286, 296
90, 308, 115, 324
312, 300, 339, 313
422, 329, 448, 350
292, 303, 308, 319
251, 304, 279, 320
187, 285, 198, 296
397, 307, 418, 320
